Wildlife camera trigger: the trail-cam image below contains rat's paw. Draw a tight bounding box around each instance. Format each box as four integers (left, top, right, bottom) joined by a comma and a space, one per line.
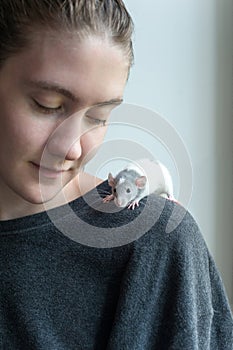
103, 194, 114, 203
127, 200, 140, 210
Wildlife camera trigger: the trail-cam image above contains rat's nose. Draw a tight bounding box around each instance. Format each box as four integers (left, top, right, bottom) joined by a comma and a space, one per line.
115, 199, 125, 207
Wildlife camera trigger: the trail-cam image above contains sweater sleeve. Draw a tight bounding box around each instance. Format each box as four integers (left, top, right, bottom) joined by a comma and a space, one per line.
208, 253, 233, 349
107, 200, 233, 350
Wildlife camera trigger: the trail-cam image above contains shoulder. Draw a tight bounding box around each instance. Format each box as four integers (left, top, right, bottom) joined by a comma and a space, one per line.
76, 181, 205, 251
131, 194, 208, 259
92, 181, 200, 239
127, 195, 211, 286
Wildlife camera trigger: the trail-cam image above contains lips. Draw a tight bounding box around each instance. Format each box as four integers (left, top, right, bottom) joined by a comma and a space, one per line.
31, 162, 67, 179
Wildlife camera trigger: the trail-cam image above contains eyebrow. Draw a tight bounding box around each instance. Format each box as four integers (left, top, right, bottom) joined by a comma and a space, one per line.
25, 80, 123, 107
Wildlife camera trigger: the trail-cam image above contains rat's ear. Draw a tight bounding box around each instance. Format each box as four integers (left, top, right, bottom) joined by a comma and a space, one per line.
108, 173, 115, 187
135, 176, 147, 189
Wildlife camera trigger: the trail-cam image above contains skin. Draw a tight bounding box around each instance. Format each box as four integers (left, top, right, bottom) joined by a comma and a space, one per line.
0, 31, 129, 220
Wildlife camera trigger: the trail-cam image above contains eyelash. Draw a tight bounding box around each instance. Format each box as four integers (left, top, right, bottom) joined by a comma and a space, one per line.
33, 99, 63, 114
32, 99, 107, 126
85, 115, 106, 127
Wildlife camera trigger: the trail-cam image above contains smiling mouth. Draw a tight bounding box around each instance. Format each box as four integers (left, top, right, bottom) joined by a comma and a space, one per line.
31, 162, 68, 179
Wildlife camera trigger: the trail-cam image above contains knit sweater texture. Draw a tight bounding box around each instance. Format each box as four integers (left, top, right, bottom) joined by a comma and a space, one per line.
0, 180, 232, 349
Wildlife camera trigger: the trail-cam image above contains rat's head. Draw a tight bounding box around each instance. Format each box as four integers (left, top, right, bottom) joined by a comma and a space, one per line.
108, 173, 147, 207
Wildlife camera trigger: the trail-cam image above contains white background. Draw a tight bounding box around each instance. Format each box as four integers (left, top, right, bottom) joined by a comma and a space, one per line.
87, 0, 233, 306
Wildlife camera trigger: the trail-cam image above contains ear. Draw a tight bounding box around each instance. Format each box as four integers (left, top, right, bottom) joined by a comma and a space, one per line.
135, 176, 147, 189
108, 173, 115, 187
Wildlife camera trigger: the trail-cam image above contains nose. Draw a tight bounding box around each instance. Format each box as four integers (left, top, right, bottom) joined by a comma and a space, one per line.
64, 139, 82, 161
46, 113, 83, 161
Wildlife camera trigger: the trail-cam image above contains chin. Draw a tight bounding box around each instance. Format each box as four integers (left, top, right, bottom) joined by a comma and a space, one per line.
21, 183, 65, 206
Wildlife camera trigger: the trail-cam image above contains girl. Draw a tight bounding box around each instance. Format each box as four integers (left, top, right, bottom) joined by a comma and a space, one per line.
0, 1, 232, 349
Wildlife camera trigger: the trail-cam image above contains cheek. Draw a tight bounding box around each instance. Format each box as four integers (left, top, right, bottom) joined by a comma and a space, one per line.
81, 127, 107, 163
0, 111, 55, 158
11, 123, 46, 150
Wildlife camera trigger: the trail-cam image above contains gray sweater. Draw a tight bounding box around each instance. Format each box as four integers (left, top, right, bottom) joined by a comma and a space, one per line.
0, 180, 232, 349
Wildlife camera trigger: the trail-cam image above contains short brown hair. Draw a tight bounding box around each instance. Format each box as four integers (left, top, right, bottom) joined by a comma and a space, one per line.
0, 0, 134, 67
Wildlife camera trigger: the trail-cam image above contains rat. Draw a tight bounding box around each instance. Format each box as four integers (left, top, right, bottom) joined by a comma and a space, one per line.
102, 158, 177, 210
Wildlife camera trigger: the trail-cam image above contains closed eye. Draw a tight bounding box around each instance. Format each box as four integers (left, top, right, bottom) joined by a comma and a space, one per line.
85, 115, 106, 126
32, 99, 63, 114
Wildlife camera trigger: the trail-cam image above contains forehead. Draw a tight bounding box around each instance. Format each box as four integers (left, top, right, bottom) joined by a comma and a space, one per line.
118, 177, 126, 185
117, 178, 134, 188
3, 32, 129, 107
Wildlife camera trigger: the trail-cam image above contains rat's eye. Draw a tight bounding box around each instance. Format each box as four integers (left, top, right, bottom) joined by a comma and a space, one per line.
113, 188, 116, 193
126, 188, 131, 193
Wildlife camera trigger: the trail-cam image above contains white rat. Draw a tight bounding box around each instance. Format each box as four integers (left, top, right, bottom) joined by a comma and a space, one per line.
103, 158, 177, 210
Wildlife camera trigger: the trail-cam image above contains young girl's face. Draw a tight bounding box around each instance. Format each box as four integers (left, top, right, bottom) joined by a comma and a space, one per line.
0, 32, 129, 212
